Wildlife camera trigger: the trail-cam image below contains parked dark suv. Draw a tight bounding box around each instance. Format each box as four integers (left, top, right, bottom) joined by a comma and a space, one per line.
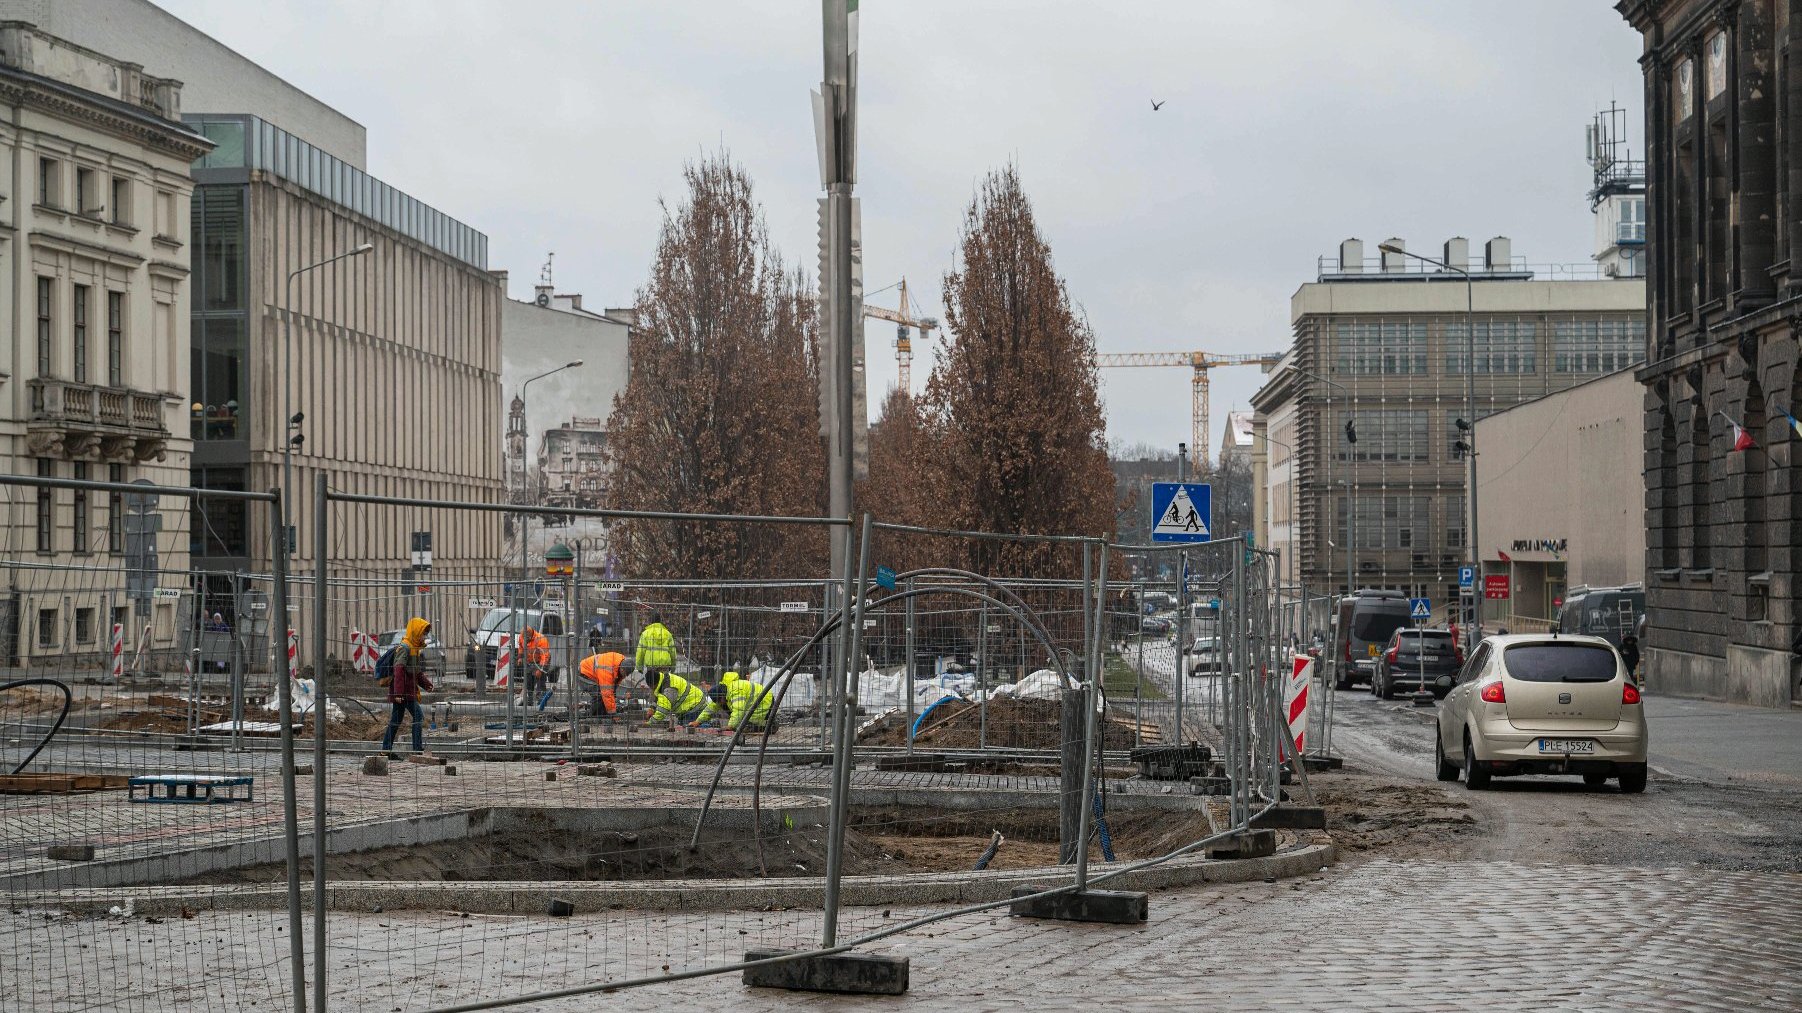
1373, 628, 1462, 699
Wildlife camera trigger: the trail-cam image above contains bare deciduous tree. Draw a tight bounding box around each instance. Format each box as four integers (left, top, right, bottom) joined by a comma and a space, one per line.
605, 154, 826, 586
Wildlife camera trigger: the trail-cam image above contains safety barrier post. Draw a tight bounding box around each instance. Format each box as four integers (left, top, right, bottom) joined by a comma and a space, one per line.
311, 472, 330, 1013
1074, 540, 1107, 890
268, 487, 307, 1013
903, 576, 915, 754
821, 514, 870, 948
108, 623, 123, 681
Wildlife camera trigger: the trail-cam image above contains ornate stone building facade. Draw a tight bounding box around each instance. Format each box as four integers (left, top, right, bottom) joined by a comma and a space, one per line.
0, 24, 209, 666
1619, 0, 1802, 705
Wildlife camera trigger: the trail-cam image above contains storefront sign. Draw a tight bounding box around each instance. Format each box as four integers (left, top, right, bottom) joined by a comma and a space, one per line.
1508, 538, 1568, 553
1484, 575, 1511, 600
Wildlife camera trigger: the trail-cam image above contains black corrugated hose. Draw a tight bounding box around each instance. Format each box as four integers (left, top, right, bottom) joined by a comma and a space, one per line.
3, 678, 72, 775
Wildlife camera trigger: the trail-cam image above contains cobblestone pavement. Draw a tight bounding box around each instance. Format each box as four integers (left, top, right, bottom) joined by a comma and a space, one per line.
6, 857, 1797, 1011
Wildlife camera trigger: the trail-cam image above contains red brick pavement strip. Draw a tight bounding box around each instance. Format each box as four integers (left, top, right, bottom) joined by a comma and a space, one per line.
5, 858, 1798, 1011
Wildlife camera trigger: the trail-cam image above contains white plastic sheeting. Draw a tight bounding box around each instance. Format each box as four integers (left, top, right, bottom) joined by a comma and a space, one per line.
262, 678, 343, 721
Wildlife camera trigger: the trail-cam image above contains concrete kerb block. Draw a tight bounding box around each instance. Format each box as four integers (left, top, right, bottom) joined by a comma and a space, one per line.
1205, 829, 1277, 860
1008, 885, 1149, 924
742, 948, 908, 996
1250, 805, 1327, 830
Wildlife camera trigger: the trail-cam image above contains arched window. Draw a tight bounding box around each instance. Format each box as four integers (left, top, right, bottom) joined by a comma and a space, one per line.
1690, 402, 1711, 570
1658, 401, 1679, 570
1742, 378, 1767, 576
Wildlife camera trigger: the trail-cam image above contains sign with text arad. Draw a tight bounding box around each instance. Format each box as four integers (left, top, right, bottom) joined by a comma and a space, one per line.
1150, 482, 1212, 543
780, 601, 810, 614
1484, 574, 1510, 601
467, 597, 497, 610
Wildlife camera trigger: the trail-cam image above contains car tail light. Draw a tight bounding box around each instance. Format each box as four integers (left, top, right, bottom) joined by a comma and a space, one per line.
1480, 682, 1506, 704
1344, 639, 1352, 662
1385, 646, 1399, 664
1622, 682, 1641, 705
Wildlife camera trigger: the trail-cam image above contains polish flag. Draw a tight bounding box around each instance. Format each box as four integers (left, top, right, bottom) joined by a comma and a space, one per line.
1730, 421, 1757, 453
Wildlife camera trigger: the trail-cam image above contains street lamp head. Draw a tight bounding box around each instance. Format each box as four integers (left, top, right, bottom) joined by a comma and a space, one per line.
289, 411, 305, 427
566, 360, 584, 369
1455, 417, 1473, 431
1377, 242, 1404, 255
352, 243, 374, 255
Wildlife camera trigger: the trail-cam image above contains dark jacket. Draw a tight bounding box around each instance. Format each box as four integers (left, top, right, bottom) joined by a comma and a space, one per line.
1619, 640, 1640, 676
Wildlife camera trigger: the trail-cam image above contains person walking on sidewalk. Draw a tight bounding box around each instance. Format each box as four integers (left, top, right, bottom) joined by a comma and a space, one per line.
381, 617, 435, 758
1620, 634, 1641, 684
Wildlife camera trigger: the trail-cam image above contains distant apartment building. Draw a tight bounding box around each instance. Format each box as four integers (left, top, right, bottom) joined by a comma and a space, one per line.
1251, 235, 1646, 608
500, 279, 630, 564
1619, 0, 1802, 707
0, 23, 210, 666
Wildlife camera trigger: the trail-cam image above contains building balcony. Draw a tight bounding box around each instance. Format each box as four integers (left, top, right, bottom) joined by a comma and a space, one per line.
26, 378, 172, 462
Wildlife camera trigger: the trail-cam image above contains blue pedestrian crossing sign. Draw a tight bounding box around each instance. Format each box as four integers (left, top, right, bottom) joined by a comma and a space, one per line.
1457, 565, 1475, 589
1150, 483, 1212, 543
1409, 597, 1432, 621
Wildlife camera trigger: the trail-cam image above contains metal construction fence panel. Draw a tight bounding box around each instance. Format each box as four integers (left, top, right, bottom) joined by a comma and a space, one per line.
0, 474, 1320, 1012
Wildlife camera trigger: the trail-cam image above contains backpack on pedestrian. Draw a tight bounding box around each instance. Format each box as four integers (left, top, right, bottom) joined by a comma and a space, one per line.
375, 644, 400, 687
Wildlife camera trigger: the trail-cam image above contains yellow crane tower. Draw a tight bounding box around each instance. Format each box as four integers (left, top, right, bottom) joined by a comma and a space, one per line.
1096, 351, 1285, 469
862, 277, 937, 395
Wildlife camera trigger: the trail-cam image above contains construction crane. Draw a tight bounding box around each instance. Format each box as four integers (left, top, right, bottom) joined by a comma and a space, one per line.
862, 277, 937, 395
1096, 351, 1284, 469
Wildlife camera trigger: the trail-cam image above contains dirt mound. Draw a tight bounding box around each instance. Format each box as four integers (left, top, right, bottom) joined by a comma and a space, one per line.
1313, 770, 1478, 860
858, 696, 1136, 751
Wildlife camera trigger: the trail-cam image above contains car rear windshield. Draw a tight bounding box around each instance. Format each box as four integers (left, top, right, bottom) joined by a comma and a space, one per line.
1351, 609, 1409, 643
1401, 631, 1451, 643
1502, 644, 1618, 683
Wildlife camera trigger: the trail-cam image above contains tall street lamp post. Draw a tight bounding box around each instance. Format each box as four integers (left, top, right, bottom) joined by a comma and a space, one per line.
511, 360, 584, 710
1378, 243, 1480, 646
283, 243, 373, 535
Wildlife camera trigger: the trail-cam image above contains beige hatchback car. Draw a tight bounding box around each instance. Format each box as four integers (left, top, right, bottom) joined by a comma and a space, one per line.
1434, 634, 1648, 793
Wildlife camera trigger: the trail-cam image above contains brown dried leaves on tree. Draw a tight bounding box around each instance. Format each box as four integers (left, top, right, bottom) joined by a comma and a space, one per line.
605, 155, 826, 583
906, 166, 1117, 576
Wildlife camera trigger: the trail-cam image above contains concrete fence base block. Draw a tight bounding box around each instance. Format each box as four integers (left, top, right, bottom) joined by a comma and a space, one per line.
46, 845, 96, 862
1205, 829, 1277, 860
1250, 805, 1327, 830
1302, 754, 1345, 771
1008, 886, 1149, 924
742, 948, 908, 995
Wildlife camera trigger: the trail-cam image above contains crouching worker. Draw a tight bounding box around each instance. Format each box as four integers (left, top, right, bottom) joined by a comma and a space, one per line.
646, 670, 707, 729
578, 650, 631, 723
381, 617, 435, 758
717, 670, 774, 734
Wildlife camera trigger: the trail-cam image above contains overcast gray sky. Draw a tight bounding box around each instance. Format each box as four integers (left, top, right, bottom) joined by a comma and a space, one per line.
159, 0, 1643, 457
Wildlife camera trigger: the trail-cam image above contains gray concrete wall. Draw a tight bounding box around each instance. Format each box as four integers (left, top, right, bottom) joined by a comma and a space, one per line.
1474, 368, 1645, 593
0, 0, 367, 168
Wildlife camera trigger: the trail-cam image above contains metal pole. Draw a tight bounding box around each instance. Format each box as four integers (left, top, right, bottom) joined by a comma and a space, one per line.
904, 577, 915, 755
1133, 583, 1143, 749
231, 570, 244, 751
822, 516, 869, 948
1176, 443, 1188, 745
269, 489, 306, 1013
1075, 541, 1108, 890
977, 600, 988, 751
310, 472, 328, 1013
1465, 271, 1482, 645
570, 547, 582, 756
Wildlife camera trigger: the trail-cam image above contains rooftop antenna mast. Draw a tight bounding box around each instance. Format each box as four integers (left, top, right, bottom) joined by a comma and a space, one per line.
540, 252, 555, 288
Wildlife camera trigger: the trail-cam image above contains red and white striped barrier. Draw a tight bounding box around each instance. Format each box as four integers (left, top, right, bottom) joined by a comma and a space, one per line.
109, 624, 124, 681
494, 635, 513, 688
349, 629, 377, 675
1284, 654, 1312, 756
286, 628, 298, 673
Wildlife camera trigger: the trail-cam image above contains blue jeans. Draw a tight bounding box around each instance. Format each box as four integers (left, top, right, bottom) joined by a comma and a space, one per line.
382, 700, 424, 752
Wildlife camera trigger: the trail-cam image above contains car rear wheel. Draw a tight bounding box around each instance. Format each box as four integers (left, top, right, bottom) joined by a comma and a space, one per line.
1378, 674, 1396, 700
1434, 730, 1460, 782
1462, 732, 1489, 790
1618, 764, 1647, 794
1582, 772, 1609, 788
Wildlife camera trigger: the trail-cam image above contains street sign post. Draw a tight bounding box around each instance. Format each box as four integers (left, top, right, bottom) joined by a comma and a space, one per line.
1150, 482, 1212, 543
